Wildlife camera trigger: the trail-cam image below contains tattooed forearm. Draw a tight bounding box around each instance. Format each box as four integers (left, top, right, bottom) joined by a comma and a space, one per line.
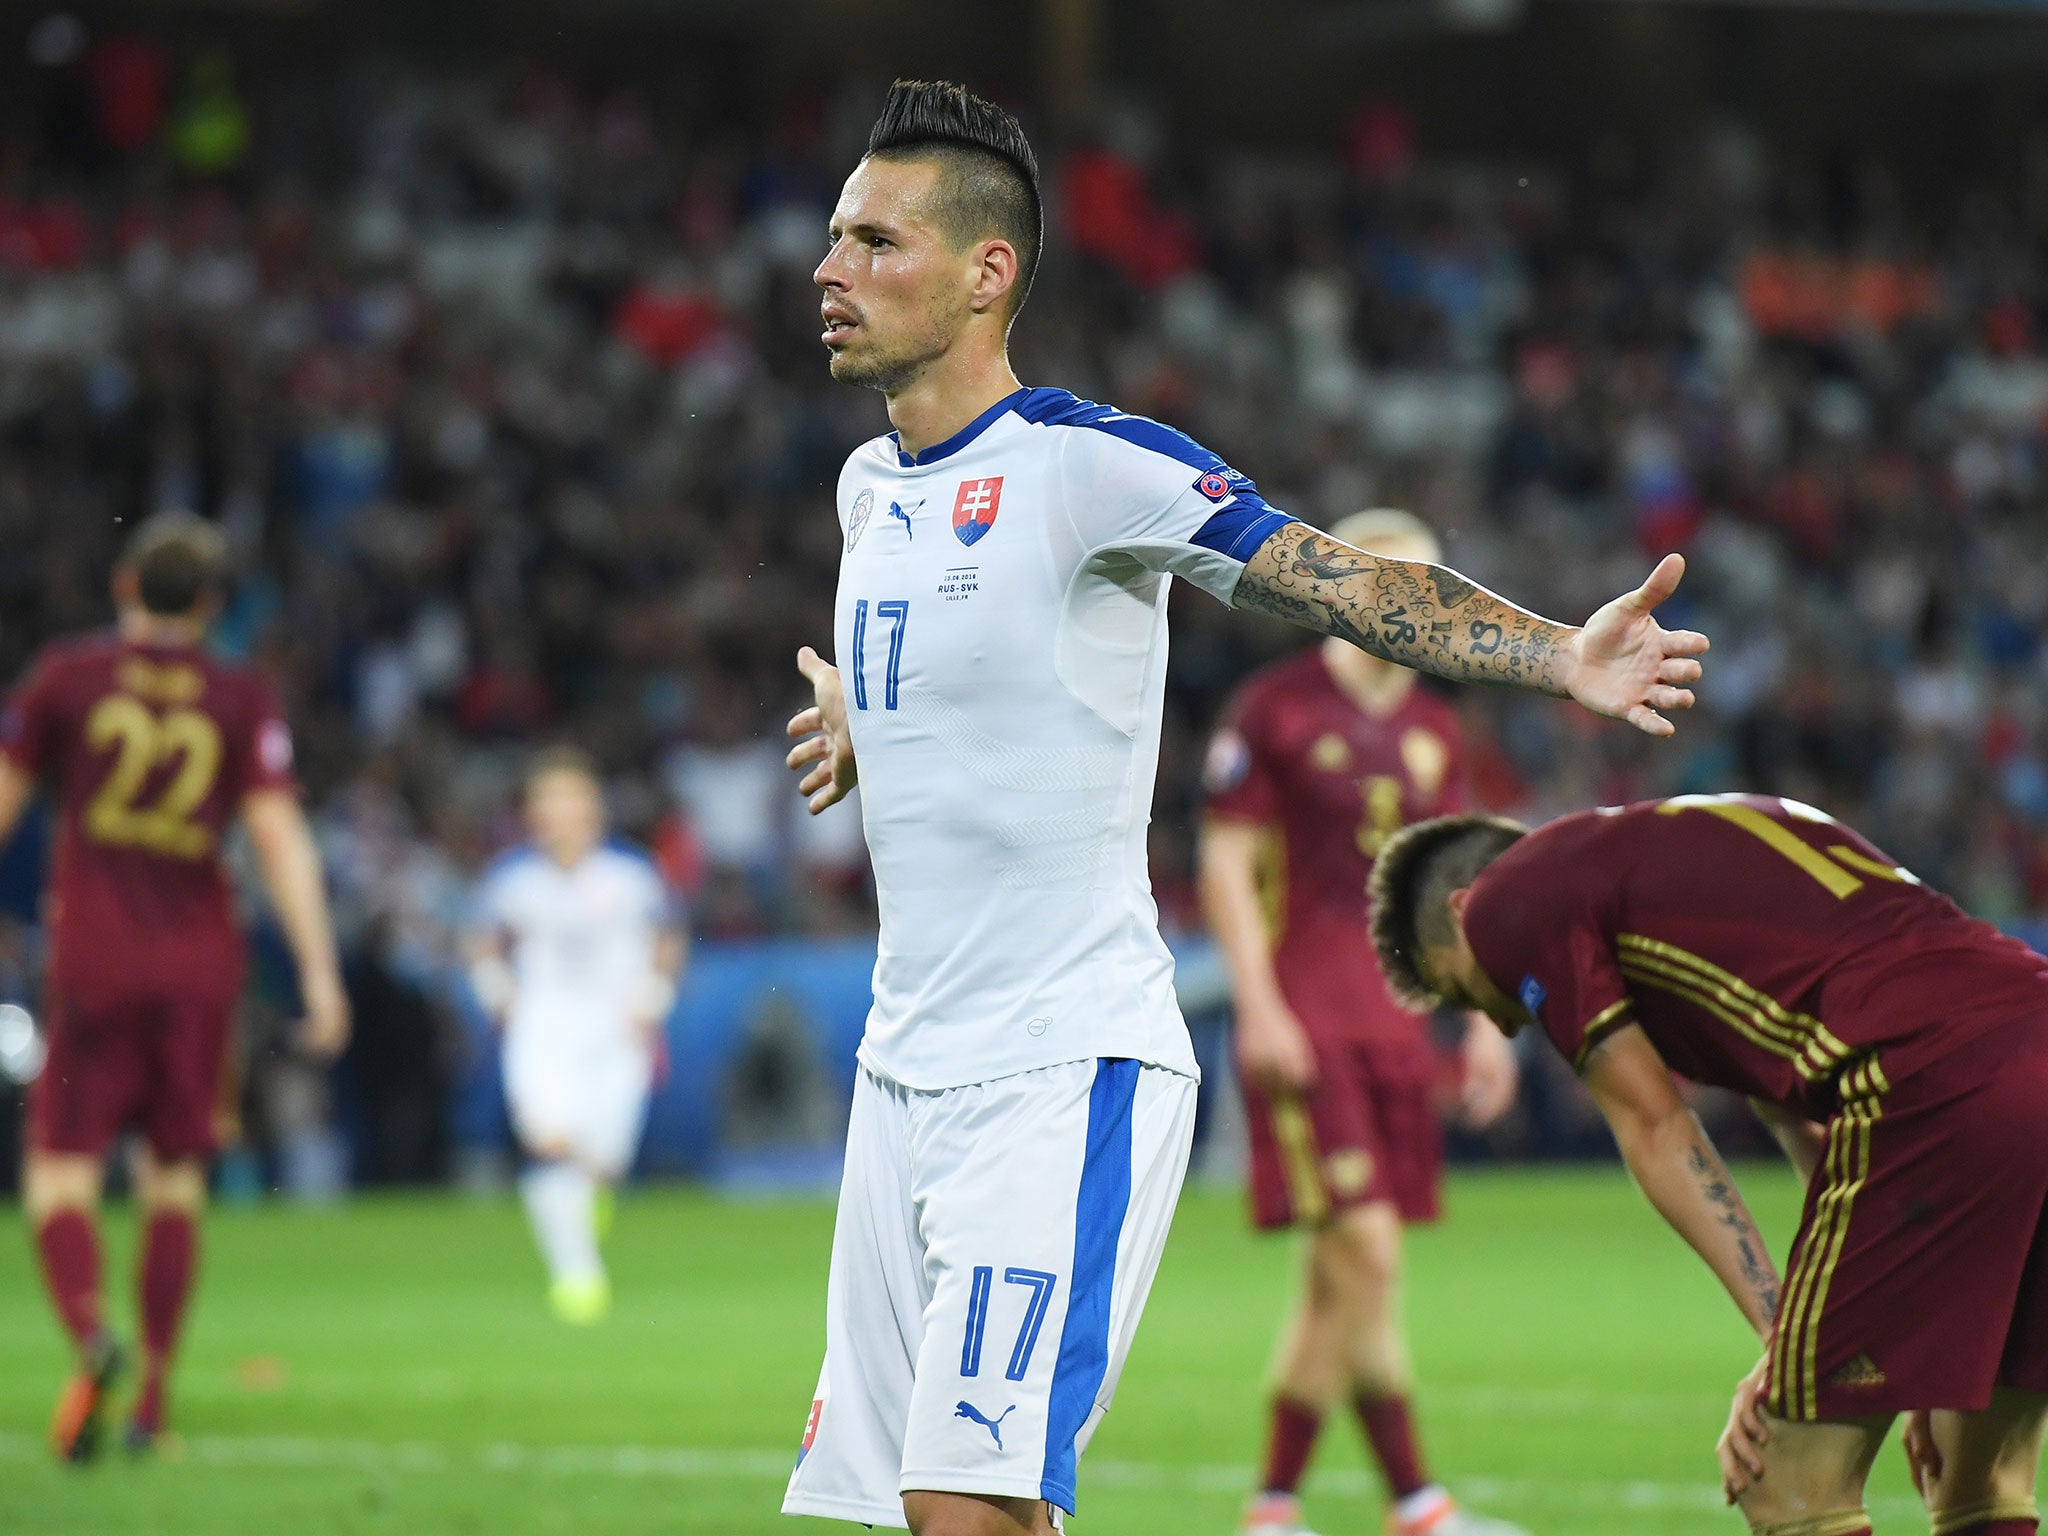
1232, 522, 1571, 694
1688, 1138, 1781, 1326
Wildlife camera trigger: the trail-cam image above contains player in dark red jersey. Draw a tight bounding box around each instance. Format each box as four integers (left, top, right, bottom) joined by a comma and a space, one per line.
1201, 510, 1525, 1536
1368, 795, 2048, 1536
0, 514, 349, 1461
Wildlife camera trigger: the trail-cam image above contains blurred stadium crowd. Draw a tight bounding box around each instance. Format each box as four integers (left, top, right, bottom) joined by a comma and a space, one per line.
2, 37, 2046, 1180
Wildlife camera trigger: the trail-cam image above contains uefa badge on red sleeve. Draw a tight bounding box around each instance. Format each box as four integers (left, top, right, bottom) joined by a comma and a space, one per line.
1518, 974, 1547, 1020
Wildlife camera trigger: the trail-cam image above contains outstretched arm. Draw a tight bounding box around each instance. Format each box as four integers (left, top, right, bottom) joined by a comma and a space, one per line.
1232, 522, 1709, 736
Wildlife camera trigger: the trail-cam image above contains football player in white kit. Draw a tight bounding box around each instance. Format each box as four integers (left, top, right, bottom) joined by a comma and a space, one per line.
781, 82, 1710, 1536
467, 747, 686, 1324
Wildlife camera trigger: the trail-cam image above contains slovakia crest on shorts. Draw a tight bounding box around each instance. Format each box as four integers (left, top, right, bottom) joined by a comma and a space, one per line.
847, 489, 874, 552
952, 476, 1003, 546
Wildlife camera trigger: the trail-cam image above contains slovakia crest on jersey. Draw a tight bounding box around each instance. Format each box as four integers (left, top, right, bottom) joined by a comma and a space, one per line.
952, 476, 1003, 546
847, 489, 875, 551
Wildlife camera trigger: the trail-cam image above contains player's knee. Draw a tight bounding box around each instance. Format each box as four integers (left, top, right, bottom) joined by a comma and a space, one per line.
902, 1489, 1053, 1536
1738, 1509, 1871, 1536
1927, 1459, 2041, 1531
23, 1154, 100, 1221
1314, 1207, 1399, 1301
1735, 1447, 1870, 1534
136, 1155, 207, 1212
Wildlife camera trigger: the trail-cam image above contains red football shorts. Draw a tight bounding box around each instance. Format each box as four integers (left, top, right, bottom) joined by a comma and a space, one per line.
1767, 1017, 2048, 1421
1243, 1035, 1443, 1230
28, 981, 241, 1161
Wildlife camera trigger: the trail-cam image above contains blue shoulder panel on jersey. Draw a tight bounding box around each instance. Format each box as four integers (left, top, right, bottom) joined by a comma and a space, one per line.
1012, 388, 1292, 560
1195, 504, 1291, 562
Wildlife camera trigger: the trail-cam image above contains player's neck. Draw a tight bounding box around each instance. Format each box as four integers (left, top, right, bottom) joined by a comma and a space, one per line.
541, 840, 595, 870
1321, 639, 1416, 717
884, 347, 1020, 458
117, 610, 205, 650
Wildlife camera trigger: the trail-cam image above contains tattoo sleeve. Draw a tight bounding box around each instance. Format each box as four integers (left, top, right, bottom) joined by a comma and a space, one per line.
1686, 1132, 1782, 1327
1232, 521, 1572, 695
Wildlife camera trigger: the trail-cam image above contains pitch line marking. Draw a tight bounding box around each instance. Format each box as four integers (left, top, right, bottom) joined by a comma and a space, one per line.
0, 1429, 1930, 1518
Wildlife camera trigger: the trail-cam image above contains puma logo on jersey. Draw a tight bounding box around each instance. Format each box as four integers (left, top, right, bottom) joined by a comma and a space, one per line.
889, 499, 923, 539
954, 1400, 1017, 1449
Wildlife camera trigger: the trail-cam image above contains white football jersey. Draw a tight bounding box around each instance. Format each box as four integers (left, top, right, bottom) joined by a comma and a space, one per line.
474, 841, 676, 1042
833, 386, 1290, 1089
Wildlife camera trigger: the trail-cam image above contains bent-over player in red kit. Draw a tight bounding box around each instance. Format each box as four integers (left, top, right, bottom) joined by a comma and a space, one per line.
1201, 511, 1525, 1536
0, 514, 349, 1461
1370, 795, 2048, 1536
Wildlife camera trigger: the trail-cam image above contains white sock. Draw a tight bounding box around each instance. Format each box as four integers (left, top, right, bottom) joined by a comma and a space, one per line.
519, 1162, 603, 1286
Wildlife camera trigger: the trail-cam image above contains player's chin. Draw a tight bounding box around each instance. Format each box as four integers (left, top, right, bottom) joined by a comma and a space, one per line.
824, 345, 879, 385
826, 343, 913, 392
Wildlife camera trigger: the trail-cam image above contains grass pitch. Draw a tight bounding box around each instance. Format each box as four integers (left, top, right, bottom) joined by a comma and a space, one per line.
0, 1167, 1924, 1535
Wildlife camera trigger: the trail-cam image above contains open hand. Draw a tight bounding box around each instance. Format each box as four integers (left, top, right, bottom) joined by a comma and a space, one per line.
1564, 555, 1710, 737
786, 646, 858, 815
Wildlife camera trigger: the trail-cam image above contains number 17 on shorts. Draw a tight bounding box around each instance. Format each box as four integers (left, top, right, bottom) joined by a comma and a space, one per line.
782, 1057, 1199, 1526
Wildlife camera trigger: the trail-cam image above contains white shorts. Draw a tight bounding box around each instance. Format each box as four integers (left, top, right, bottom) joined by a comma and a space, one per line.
502, 1029, 653, 1178
782, 1056, 1198, 1527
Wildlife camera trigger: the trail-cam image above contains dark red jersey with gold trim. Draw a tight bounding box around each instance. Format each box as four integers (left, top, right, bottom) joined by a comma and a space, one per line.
1206, 648, 1468, 1059
1464, 795, 2048, 1116
1, 633, 297, 991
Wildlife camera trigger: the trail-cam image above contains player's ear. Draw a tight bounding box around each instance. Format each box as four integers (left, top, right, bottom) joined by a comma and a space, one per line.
1446, 885, 1474, 923
110, 565, 139, 610
968, 237, 1018, 317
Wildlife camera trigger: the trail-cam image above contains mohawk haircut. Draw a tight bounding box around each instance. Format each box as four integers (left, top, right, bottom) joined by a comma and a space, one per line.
120, 511, 228, 617
1368, 814, 1527, 1011
865, 79, 1043, 318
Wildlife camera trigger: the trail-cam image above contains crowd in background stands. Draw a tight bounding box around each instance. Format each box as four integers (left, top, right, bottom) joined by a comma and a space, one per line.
2, 39, 2047, 1174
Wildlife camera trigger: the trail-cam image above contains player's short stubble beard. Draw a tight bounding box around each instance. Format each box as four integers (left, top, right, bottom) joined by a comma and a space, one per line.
827, 287, 976, 396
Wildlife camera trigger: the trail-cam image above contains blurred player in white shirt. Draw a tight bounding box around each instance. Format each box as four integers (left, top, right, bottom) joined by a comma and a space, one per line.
467, 747, 686, 1324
